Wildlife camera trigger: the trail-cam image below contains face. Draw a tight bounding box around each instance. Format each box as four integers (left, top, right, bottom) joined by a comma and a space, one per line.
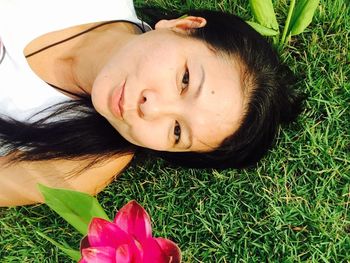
92, 21, 245, 152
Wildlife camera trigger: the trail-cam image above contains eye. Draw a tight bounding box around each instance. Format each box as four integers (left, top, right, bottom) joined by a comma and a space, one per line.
174, 121, 181, 144
181, 68, 189, 93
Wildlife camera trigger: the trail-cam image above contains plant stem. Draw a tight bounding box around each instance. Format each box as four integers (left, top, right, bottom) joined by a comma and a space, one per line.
273, 35, 279, 47
280, 0, 296, 49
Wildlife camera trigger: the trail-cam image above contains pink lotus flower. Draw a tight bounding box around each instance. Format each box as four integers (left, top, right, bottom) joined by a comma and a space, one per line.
79, 200, 181, 263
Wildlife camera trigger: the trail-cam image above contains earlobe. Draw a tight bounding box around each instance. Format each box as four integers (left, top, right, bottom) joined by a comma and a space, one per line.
155, 16, 207, 31
155, 19, 172, 29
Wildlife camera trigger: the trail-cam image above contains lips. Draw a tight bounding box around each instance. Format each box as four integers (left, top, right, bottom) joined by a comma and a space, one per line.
110, 80, 125, 120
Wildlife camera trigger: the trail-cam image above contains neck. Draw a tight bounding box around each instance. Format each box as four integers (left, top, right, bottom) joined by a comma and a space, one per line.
67, 23, 140, 95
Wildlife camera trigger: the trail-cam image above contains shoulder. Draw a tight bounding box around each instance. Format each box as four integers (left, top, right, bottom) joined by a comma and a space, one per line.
71, 153, 134, 195
0, 153, 134, 207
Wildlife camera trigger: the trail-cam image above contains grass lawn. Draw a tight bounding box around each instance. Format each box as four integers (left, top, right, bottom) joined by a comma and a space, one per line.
0, 0, 349, 262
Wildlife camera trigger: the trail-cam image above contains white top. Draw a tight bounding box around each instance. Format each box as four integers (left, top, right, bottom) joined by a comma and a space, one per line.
0, 0, 151, 121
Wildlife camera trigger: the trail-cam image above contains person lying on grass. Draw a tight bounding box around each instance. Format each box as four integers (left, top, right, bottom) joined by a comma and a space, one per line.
0, 0, 302, 206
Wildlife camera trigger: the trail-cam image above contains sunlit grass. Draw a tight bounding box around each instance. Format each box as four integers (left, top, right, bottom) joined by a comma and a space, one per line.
1, 0, 349, 262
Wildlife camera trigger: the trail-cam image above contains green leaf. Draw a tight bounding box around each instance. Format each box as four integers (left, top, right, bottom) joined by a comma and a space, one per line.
246, 21, 279, 36
249, 0, 279, 30
38, 184, 110, 235
36, 231, 81, 261
289, 0, 319, 36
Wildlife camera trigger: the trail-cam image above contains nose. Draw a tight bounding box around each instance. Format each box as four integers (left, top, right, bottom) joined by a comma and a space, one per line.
138, 89, 176, 120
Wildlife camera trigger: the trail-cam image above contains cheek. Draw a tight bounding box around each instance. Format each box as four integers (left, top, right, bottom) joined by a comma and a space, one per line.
137, 46, 181, 78
127, 121, 170, 150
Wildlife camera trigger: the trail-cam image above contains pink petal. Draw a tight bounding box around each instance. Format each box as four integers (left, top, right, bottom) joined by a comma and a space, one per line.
155, 238, 182, 263
115, 244, 132, 263
114, 200, 152, 241
141, 237, 169, 263
81, 246, 116, 263
88, 218, 133, 248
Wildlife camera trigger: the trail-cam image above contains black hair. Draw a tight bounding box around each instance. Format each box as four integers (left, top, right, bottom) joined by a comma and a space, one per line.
0, 7, 303, 170
0, 96, 134, 167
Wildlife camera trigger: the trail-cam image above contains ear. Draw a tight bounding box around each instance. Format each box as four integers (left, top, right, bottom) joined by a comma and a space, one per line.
155, 16, 206, 32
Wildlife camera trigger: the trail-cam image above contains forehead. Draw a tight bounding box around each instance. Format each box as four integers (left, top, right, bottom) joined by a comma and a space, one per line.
186, 50, 245, 152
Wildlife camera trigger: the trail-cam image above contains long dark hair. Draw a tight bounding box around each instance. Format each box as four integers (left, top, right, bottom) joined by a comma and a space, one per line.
0, 96, 134, 167
0, 7, 303, 170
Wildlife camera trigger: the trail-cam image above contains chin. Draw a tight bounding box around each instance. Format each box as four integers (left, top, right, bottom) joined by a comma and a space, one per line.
91, 93, 107, 116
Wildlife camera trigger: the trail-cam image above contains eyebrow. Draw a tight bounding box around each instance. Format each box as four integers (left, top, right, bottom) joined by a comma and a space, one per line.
183, 127, 193, 150
194, 65, 205, 99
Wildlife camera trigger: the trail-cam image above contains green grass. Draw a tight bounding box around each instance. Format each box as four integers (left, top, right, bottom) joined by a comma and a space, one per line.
1, 0, 349, 262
